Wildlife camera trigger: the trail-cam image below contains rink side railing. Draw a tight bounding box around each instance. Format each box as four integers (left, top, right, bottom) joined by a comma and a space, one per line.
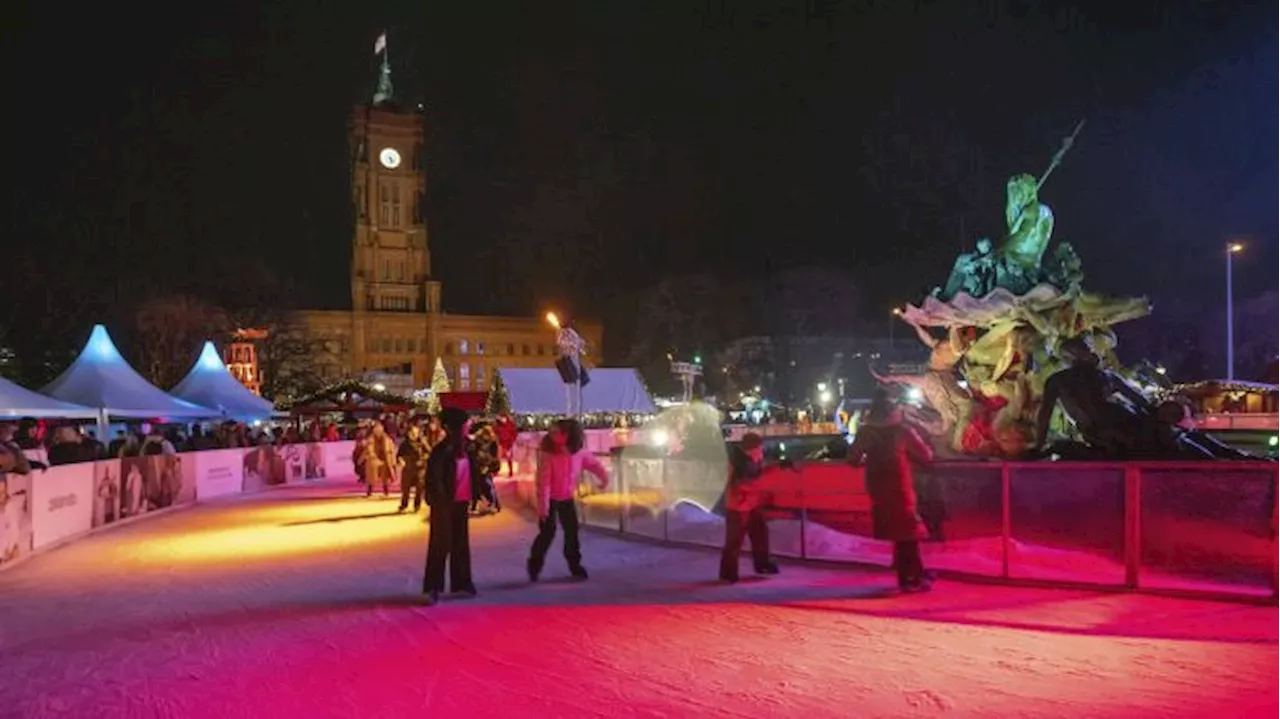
511, 457, 1279, 603
0, 440, 361, 570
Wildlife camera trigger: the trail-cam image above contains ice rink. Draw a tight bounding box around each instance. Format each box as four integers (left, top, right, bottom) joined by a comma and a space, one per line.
1, 480, 1275, 718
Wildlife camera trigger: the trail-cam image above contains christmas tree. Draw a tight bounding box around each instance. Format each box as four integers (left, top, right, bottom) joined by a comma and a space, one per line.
427, 357, 451, 414
486, 369, 511, 416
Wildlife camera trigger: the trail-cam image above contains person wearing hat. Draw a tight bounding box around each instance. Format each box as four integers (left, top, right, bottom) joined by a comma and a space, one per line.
719, 432, 780, 583
848, 388, 935, 593
422, 408, 480, 604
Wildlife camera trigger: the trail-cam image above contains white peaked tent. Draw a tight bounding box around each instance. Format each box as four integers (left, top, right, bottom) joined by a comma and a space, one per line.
0, 376, 98, 419
41, 325, 214, 425
170, 341, 276, 421
496, 368, 656, 416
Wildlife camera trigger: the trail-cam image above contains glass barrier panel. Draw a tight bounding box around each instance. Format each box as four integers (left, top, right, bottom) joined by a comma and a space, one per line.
619, 457, 667, 540
1007, 464, 1126, 585
753, 463, 805, 559
1139, 464, 1277, 597
665, 459, 731, 547
798, 462, 883, 565
578, 455, 620, 530
919, 463, 1004, 577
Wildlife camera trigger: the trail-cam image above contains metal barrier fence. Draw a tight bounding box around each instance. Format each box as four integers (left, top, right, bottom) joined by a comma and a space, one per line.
573, 457, 1278, 602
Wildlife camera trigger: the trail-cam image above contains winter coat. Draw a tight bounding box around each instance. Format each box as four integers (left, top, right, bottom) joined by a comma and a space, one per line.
495, 419, 518, 450
723, 446, 768, 513
849, 422, 933, 541
535, 446, 608, 516
397, 438, 429, 489
361, 433, 397, 483
468, 432, 502, 498
425, 440, 482, 507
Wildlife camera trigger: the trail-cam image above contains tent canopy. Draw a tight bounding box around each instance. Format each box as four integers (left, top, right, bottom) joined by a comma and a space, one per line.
170, 341, 276, 421
496, 368, 655, 416
0, 376, 99, 419
41, 325, 214, 419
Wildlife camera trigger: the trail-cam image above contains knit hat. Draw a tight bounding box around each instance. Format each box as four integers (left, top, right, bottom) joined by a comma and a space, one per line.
439, 408, 469, 434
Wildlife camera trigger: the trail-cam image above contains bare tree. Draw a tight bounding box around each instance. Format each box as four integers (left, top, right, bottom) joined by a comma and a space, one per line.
628, 274, 740, 395
133, 294, 229, 388
1232, 290, 1279, 381
219, 264, 324, 401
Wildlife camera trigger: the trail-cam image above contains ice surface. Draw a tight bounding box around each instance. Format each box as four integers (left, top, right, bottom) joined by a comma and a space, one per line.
0, 480, 1274, 718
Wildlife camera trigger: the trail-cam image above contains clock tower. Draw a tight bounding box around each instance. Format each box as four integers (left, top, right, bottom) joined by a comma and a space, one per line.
349, 105, 437, 314
347, 68, 444, 367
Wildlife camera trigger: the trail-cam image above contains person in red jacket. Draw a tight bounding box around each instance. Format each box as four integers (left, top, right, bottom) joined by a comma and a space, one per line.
527, 419, 609, 582
719, 432, 781, 583
494, 413, 519, 476
848, 388, 936, 593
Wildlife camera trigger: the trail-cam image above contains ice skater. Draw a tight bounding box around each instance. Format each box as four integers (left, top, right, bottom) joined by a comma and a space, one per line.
396, 424, 429, 513
848, 388, 936, 593
719, 432, 780, 583
422, 409, 480, 604
495, 413, 518, 476
468, 422, 502, 515
527, 419, 609, 582
361, 422, 397, 497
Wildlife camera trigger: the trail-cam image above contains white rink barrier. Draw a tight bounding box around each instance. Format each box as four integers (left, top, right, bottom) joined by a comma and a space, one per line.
0, 440, 359, 571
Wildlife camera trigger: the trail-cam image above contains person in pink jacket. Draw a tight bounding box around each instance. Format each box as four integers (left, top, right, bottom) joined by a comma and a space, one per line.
527, 419, 609, 582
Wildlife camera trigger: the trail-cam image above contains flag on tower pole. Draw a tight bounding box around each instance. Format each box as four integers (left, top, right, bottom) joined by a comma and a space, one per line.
374, 32, 387, 55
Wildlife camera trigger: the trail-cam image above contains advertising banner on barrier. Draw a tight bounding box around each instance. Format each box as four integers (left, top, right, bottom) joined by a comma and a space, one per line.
1, 472, 33, 568
278, 444, 306, 485
119, 454, 194, 520
31, 463, 95, 550
323, 441, 356, 480
242, 445, 288, 492
303, 443, 325, 480
93, 459, 122, 527
185, 449, 245, 500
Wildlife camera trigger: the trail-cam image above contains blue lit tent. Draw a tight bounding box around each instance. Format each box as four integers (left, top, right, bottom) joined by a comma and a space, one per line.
170, 341, 276, 421
494, 368, 656, 417
0, 376, 98, 419
41, 325, 215, 436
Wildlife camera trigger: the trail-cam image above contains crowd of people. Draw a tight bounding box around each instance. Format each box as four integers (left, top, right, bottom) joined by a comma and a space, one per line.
0, 418, 363, 469
1, 387, 946, 600
352, 412, 519, 517
411, 387, 939, 605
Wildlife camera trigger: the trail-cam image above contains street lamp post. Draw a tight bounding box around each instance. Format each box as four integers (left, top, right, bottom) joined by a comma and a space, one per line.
889, 307, 902, 353
1226, 243, 1243, 380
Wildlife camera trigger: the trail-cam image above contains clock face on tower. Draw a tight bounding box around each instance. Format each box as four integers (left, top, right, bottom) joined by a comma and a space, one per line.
379, 147, 401, 169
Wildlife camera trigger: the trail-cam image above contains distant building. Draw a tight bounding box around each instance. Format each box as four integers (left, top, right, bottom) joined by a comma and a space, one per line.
224, 329, 267, 396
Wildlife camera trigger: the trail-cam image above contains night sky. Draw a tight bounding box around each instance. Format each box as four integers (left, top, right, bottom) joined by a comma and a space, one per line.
3, 1, 1276, 368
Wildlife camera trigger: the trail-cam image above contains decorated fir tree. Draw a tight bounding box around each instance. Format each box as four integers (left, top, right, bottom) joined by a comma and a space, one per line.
486, 369, 511, 416
427, 357, 451, 415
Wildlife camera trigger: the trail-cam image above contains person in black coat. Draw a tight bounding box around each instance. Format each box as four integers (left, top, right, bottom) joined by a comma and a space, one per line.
422, 408, 480, 605
397, 424, 429, 513
468, 423, 502, 515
